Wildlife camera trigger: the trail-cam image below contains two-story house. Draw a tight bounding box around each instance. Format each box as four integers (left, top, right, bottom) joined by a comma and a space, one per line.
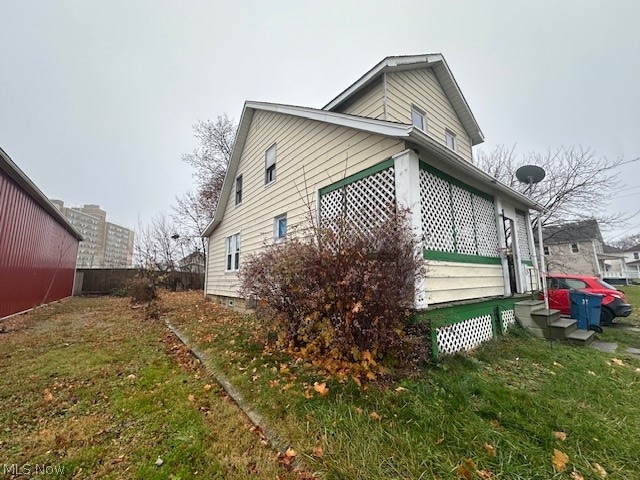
202, 54, 544, 356
541, 219, 631, 284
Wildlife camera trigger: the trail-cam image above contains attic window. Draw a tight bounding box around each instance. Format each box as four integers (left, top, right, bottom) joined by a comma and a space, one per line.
544, 246, 550, 255
571, 243, 579, 253
634, 252, 639, 260
445, 130, 457, 151
265, 143, 277, 185
235, 175, 243, 205
411, 105, 427, 131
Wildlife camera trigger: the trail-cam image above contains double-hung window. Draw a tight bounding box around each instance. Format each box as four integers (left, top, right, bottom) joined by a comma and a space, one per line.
225, 233, 241, 271
445, 129, 457, 151
411, 105, 427, 131
265, 143, 276, 184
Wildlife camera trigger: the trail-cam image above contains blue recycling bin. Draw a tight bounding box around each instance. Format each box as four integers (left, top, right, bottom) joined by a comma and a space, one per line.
569, 290, 603, 332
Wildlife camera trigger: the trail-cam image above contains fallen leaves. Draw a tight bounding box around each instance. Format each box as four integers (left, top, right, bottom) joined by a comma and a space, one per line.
313, 382, 329, 397
43, 388, 54, 402
312, 445, 324, 458
592, 462, 608, 477
552, 449, 569, 472
483, 443, 496, 456
553, 431, 567, 441
569, 471, 584, 480
277, 447, 297, 468
611, 358, 624, 366
369, 411, 382, 422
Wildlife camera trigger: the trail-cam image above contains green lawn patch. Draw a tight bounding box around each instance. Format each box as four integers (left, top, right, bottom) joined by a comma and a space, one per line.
166, 291, 640, 479
0, 297, 301, 479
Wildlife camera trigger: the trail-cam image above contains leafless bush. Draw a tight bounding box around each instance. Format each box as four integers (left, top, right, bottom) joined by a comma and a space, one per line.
240, 210, 427, 376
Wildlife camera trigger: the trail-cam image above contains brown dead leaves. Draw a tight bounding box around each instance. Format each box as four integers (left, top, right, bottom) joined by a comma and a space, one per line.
552, 449, 569, 472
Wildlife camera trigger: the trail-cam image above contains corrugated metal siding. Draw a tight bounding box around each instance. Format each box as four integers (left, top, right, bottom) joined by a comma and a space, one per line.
0, 171, 79, 318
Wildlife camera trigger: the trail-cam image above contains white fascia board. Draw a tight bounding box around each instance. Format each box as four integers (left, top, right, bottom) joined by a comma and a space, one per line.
431, 60, 484, 146
408, 129, 544, 211
201, 101, 412, 238
323, 55, 442, 111
201, 104, 255, 238
245, 101, 412, 137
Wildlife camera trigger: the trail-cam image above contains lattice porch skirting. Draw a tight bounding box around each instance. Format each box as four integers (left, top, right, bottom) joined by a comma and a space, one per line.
414, 299, 518, 358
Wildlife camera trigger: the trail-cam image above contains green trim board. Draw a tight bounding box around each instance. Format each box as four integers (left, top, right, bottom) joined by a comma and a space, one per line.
411, 296, 520, 358
319, 158, 394, 196
423, 249, 502, 265
521, 260, 534, 266
419, 160, 494, 202
413, 296, 518, 328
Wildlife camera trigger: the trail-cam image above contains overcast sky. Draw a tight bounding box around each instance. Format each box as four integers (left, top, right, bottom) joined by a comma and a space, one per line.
1, 1, 639, 241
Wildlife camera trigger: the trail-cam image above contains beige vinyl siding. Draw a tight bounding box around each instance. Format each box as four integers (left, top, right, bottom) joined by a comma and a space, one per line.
425, 261, 505, 304
335, 80, 385, 119
386, 68, 473, 162
206, 110, 404, 298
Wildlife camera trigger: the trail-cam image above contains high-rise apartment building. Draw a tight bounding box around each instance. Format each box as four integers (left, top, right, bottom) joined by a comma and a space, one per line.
51, 200, 134, 268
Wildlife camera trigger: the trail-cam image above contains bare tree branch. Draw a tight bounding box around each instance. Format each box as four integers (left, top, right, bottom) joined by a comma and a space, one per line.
476, 145, 629, 230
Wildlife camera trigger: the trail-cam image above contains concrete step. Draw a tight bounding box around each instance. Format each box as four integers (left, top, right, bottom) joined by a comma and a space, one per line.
566, 329, 595, 346
548, 318, 578, 340
530, 308, 562, 327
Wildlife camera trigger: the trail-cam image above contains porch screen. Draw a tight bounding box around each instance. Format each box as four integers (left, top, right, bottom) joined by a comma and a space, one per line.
420, 164, 500, 260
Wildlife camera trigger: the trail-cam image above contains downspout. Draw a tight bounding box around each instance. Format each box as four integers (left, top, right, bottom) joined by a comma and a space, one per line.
536, 214, 549, 310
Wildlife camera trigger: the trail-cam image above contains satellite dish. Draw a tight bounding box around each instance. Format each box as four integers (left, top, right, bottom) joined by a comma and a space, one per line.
516, 165, 546, 185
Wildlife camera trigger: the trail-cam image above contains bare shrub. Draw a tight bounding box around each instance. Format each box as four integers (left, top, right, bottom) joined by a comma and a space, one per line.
240, 210, 426, 377
127, 277, 157, 304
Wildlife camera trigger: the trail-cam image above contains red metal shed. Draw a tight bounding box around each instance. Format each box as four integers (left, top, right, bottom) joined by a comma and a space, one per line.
0, 147, 82, 319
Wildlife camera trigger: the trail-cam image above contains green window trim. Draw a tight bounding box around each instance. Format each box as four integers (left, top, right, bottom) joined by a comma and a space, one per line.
424, 249, 503, 265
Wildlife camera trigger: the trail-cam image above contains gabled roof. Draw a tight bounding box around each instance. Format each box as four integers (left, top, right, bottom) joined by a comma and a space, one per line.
0, 147, 83, 241
202, 102, 541, 237
322, 54, 485, 146
625, 243, 640, 252
603, 244, 624, 254
542, 219, 602, 245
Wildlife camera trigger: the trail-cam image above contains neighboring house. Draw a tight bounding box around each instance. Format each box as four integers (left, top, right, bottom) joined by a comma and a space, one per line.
179, 250, 205, 273
0, 147, 83, 319
541, 219, 630, 284
51, 200, 135, 268
202, 54, 544, 356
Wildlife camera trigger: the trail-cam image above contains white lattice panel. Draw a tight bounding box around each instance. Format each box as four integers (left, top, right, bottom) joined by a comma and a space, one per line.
451, 185, 476, 255
420, 169, 455, 252
516, 213, 532, 261
320, 167, 395, 234
501, 309, 516, 332
436, 314, 494, 355
320, 188, 345, 227
473, 195, 500, 257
